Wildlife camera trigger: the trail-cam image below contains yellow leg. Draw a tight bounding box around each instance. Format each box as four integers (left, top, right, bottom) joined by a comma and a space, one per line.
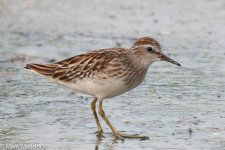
98, 99, 149, 140
91, 97, 103, 136
98, 99, 122, 139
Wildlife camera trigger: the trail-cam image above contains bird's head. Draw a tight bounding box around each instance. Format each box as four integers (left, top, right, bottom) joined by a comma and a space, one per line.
130, 37, 181, 67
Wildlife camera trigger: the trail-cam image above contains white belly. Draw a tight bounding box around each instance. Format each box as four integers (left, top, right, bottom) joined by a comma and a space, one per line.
55, 67, 148, 99
63, 77, 131, 99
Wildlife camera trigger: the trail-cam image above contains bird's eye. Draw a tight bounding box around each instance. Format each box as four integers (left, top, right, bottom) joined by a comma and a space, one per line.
147, 47, 154, 52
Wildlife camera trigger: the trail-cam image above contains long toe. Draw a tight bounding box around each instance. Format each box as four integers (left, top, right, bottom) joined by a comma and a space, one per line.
119, 133, 149, 140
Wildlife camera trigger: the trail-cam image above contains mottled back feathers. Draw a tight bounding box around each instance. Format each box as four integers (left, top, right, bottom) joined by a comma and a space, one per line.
25, 48, 130, 82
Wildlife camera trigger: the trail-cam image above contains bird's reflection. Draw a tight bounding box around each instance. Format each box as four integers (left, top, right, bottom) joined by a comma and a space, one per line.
94, 133, 121, 150
94, 134, 102, 150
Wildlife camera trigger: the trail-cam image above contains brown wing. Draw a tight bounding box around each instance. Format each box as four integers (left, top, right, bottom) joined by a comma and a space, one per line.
52, 48, 128, 82
27, 48, 124, 82
25, 48, 129, 82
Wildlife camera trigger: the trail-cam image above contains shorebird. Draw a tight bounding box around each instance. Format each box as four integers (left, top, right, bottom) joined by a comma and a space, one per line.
25, 37, 180, 140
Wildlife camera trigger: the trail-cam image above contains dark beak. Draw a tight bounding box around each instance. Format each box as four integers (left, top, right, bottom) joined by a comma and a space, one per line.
160, 53, 181, 66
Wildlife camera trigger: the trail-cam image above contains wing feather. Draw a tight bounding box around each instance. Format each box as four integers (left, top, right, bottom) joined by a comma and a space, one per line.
25, 48, 129, 82
52, 48, 128, 82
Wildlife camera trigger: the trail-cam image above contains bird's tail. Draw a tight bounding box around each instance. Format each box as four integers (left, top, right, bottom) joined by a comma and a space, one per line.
24, 63, 58, 76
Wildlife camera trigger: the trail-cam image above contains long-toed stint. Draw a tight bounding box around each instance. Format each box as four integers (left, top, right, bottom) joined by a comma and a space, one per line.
25, 37, 181, 140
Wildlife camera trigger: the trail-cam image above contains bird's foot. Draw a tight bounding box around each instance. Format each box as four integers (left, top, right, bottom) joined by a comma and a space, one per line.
114, 133, 124, 141
95, 130, 104, 140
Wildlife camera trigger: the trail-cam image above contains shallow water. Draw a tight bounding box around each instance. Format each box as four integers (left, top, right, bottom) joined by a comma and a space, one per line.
0, 0, 225, 149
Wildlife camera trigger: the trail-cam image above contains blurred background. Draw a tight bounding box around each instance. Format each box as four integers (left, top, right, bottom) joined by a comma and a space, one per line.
0, 0, 225, 149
